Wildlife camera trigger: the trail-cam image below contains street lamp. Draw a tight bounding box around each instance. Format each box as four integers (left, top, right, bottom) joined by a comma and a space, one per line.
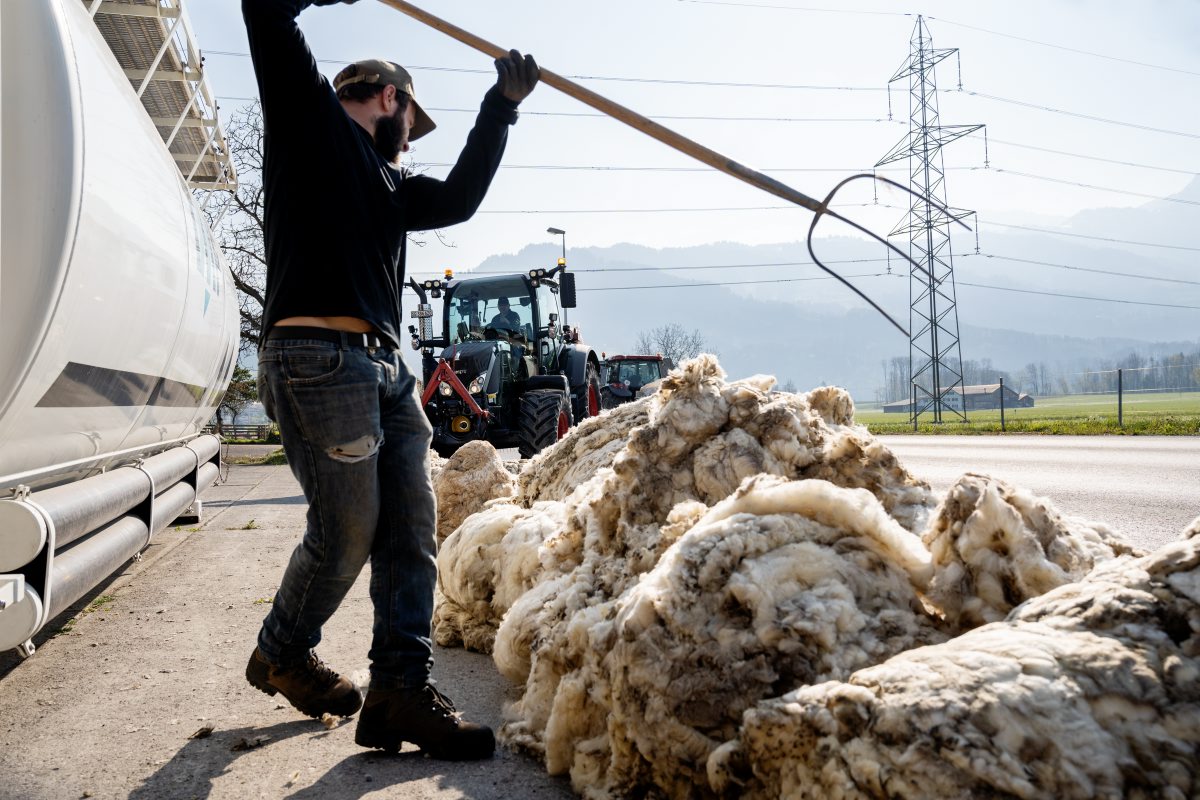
547, 227, 567, 324
547, 227, 566, 264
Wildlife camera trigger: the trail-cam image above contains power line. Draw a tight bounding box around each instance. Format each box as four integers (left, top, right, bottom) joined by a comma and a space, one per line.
675, 1, 908, 18
671, 3, 1200, 79
577, 272, 894, 290
443, 108, 899, 123
204, 49, 887, 91
957, 281, 1200, 310
417, 252, 1195, 286
978, 221, 1200, 252
961, 253, 1200, 287
422, 162, 908, 174
474, 205, 800, 214
213, 96, 897, 124
986, 137, 1200, 176
411, 267, 1200, 310
989, 168, 1200, 207
962, 90, 1200, 140
926, 16, 1200, 79
461, 256, 893, 274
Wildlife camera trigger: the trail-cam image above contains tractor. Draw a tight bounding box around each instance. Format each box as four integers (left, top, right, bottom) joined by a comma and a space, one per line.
407, 260, 603, 458
600, 354, 671, 409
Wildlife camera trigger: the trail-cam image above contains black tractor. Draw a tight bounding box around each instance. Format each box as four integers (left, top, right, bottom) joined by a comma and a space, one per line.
407, 261, 603, 458
600, 354, 671, 409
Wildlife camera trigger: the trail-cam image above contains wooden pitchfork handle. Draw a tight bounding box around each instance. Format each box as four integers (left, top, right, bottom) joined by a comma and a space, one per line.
375, 0, 826, 214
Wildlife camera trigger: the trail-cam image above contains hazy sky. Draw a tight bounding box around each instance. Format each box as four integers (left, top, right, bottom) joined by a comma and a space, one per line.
190, 1, 1200, 287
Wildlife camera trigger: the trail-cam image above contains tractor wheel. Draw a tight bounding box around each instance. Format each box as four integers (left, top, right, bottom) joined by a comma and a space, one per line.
518, 390, 571, 459
571, 362, 602, 424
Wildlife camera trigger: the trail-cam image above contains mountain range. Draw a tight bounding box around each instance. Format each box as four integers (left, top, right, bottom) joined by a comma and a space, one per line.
402, 177, 1199, 402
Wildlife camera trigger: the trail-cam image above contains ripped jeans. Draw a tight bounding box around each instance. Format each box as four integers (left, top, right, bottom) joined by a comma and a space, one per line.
255, 336, 437, 689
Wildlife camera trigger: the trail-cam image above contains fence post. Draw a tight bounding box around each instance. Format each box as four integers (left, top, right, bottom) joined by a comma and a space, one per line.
1118, 368, 1123, 427
911, 383, 917, 432
999, 377, 1006, 432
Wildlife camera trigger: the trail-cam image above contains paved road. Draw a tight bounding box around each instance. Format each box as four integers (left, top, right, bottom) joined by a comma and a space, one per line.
882, 435, 1200, 551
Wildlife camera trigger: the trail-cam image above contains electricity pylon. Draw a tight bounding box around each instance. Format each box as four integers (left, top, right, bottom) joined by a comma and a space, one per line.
877, 16, 983, 424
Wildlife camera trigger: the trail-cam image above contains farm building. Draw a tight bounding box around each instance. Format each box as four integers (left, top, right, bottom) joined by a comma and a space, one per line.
955, 383, 1035, 410
882, 384, 1034, 413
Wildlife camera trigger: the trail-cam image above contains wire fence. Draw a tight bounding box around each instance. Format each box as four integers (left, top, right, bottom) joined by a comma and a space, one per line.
859, 363, 1200, 432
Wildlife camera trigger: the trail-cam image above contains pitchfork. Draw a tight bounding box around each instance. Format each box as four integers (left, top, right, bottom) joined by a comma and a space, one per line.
378, 0, 968, 337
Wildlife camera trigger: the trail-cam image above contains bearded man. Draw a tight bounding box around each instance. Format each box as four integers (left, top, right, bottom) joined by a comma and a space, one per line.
241, 0, 538, 759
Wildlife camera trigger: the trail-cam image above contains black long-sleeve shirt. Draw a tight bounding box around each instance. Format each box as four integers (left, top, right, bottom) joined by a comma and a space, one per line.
243, 0, 518, 348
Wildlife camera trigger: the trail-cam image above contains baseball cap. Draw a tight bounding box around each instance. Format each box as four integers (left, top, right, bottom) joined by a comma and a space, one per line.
333, 59, 436, 141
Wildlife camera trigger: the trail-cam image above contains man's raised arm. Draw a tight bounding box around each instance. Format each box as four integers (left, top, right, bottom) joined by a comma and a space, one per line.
241, 0, 351, 134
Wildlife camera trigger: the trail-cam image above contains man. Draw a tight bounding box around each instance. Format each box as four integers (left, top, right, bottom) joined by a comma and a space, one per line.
241, 0, 538, 760
488, 297, 522, 332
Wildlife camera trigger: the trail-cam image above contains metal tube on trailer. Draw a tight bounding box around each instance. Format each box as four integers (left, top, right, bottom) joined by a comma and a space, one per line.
47, 517, 149, 621
44, 458, 221, 621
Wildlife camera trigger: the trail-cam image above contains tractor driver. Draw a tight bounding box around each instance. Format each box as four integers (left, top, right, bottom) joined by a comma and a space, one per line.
488, 297, 522, 333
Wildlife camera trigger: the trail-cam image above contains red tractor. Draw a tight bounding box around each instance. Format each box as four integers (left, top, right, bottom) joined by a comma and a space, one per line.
600, 354, 671, 409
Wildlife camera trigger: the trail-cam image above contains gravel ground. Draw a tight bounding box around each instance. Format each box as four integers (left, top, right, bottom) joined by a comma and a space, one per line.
0, 464, 573, 800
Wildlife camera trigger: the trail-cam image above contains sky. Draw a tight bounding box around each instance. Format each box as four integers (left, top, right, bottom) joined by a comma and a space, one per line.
188, 0, 1200, 312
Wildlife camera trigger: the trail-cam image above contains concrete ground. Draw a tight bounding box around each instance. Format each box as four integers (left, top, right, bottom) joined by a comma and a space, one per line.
0, 464, 574, 800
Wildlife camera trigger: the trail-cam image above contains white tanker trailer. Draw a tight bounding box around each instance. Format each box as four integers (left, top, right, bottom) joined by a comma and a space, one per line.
0, 0, 239, 656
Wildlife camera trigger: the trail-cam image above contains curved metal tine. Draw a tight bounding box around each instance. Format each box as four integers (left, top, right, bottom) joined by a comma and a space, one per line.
823, 174, 972, 281
805, 213, 908, 338
805, 173, 975, 337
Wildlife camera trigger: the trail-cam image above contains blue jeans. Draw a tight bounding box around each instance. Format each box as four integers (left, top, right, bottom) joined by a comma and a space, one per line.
255, 337, 437, 689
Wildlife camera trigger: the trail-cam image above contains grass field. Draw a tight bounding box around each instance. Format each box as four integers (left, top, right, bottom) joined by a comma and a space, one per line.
855, 391, 1200, 435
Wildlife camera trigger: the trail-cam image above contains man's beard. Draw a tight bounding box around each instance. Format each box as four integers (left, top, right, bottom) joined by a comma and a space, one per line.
373, 103, 407, 163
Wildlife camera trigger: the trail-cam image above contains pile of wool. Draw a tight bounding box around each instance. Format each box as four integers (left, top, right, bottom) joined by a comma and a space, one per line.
923, 472, 1144, 630
430, 354, 1150, 799
431, 440, 517, 544
709, 534, 1200, 800
486, 357, 938, 783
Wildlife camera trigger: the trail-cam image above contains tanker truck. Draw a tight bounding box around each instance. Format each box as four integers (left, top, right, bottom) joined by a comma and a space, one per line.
0, 0, 240, 657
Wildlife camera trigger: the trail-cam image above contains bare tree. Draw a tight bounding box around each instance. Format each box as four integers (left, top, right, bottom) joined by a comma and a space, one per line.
633, 323, 710, 365
202, 104, 268, 356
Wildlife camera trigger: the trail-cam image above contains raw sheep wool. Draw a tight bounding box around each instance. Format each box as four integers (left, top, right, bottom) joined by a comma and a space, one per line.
433, 499, 568, 652
517, 399, 652, 505
1185, 515, 1200, 540
488, 357, 939, 782
559, 476, 949, 799
431, 440, 516, 544
428, 354, 1163, 799
923, 472, 1144, 630
709, 537, 1200, 800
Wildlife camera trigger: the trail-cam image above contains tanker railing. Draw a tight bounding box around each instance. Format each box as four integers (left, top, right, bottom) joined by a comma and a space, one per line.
0, 435, 221, 658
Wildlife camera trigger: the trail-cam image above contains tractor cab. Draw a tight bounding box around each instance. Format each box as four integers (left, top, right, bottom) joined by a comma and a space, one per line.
443, 274, 563, 378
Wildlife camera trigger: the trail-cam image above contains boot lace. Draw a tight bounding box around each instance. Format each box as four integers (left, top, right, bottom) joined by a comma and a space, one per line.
424, 681, 458, 719
299, 652, 339, 689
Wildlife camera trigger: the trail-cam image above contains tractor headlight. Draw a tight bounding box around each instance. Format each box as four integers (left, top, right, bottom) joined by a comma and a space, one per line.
467, 372, 488, 394
439, 381, 454, 397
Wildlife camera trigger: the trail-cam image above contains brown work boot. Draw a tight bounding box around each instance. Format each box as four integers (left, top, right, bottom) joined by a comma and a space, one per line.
354, 682, 495, 759
245, 647, 362, 719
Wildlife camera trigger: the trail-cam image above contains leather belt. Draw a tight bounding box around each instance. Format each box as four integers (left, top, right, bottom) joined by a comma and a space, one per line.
266, 325, 390, 349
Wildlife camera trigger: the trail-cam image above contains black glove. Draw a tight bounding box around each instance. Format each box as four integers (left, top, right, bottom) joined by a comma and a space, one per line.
495, 49, 539, 104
